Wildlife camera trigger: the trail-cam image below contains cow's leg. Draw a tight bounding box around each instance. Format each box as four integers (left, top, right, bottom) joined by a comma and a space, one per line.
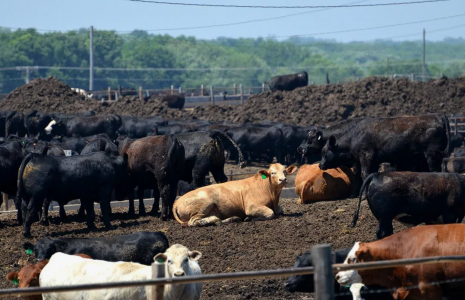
23, 198, 41, 238
159, 184, 171, 221
59, 204, 67, 221
150, 188, 160, 216
137, 188, 146, 216
99, 191, 114, 230
40, 198, 50, 226
211, 167, 228, 184
350, 161, 362, 197
245, 205, 275, 221
376, 218, 393, 240
15, 195, 23, 224
127, 189, 136, 217
222, 216, 242, 224
77, 202, 86, 219
83, 199, 97, 230
188, 202, 222, 226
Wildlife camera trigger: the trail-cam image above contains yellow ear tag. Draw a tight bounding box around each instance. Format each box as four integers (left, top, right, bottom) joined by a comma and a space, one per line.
261, 174, 267, 179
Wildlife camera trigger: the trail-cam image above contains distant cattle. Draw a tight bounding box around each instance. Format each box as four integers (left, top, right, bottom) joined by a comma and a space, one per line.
295, 164, 354, 204
160, 94, 185, 110
51, 115, 122, 140
352, 171, 465, 239
268, 71, 308, 92
23, 231, 169, 265
118, 115, 166, 138
122, 135, 184, 219
17, 152, 128, 237
336, 224, 465, 300
40, 244, 202, 300
80, 137, 119, 156
173, 163, 297, 226
286, 248, 393, 300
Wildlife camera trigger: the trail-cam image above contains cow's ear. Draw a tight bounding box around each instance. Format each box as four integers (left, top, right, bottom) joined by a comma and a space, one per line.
316, 131, 323, 141
154, 253, 167, 264
286, 165, 297, 175
329, 135, 337, 147
188, 251, 202, 261
6, 272, 18, 281
23, 242, 34, 251
258, 170, 270, 178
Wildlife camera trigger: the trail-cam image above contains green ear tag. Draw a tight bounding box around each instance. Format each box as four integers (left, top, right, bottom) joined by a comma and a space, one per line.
26, 249, 33, 255
345, 285, 351, 288
157, 258, 164, 263
13, 279, 19, 285
261, 174, 267, 179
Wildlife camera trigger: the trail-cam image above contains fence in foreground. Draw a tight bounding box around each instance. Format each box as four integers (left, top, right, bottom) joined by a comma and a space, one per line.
2, 245, 465, 300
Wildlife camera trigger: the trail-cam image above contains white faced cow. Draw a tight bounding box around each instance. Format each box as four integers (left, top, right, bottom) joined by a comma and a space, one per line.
173, 163, 297, 226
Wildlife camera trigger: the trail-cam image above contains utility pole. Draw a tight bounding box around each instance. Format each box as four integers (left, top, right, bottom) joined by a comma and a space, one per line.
16, 66, 38, 84
422, 28, 426, 82
89, 26, 94, 91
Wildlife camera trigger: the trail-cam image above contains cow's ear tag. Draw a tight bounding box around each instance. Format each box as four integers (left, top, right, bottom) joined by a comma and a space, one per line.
13, 279, 19, 285
261, 174, 267, 179
26, 249, 33, 255
157, 258, 164, 263
345, 285, 351, 288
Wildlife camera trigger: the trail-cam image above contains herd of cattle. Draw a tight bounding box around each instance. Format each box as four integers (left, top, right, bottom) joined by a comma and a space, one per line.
1, 109, 465, 299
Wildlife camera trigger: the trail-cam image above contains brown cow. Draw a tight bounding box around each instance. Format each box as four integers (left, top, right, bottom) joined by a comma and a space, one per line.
173, 163, 297, 226
294, 164, 354, 204
336, 224, 465, 300
6, 254, 91, 300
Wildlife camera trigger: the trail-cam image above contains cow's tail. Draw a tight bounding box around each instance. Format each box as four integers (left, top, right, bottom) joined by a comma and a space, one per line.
210, 130, 245, 168
168, 135, 183, 173
172, 202, 188, 226
351, 173, 376, 228
16, 153, 33, 209
442, 115, 451, 157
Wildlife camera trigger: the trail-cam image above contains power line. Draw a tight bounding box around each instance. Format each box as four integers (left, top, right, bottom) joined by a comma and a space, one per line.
127, 0, 449, 9
386, 23, 465, 39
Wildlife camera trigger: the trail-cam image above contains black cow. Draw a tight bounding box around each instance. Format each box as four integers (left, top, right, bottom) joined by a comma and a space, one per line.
174, 130, 245, 196
51, 115, 122, 140
50, 136, 87, 153
25, 140, 66, 156
80, 138, 119, 156
268, 71, 308, 92
16, 152, 128, 237
0, 111, 26, 137
23, 231, 169, 265
450, 134, 464, 152
226, 125, 284, 164
118, 116, 166, 138
0, 141, 28, 222
160, 94, 185, 110
122, 135, 185, 219
352, 172, 465, 239
24, 111, 54, 139
286, 248, 393, 300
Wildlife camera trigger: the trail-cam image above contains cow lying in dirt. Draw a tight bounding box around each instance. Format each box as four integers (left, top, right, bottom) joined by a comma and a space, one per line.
173, 163, 297, 226
295, 164, 354, 204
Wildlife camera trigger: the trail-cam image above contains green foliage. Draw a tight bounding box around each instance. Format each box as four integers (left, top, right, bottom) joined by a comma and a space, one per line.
0, 29, 464, 93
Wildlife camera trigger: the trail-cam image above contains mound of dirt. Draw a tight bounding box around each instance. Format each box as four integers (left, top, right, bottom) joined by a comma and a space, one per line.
193, 76, 465, 126
1, 76, 464, 126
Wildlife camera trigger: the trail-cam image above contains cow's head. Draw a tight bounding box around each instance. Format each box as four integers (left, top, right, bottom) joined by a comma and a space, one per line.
319, 136, 350, 170
258, 163, 297, 187
49, 120, 66, 137
297, 130, 325, 157
285, 251, 315, 293
336, 242, 366, 286
7, 260, 49, 298
154, 244, 202, 278
25, 239, 67, 261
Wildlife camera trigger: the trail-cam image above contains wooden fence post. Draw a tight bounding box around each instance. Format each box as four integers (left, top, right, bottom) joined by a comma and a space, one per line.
312, 244, 334, 300
2, 193, 8, 211
262, 82, 265, 93
107, 87, 111, 101
455, 118, 458, 136
171, 85, 174, 95
240, 84, 244, 104
151, 261, 165, 300
234, 83, 237, 95
210, 86, 214, 105
139, 86, 143, 101
201, 84, 204, 96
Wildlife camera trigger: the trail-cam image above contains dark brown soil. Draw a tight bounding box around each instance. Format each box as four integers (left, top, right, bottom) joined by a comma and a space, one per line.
1, 76, 464, 126
0, 196, 407, 300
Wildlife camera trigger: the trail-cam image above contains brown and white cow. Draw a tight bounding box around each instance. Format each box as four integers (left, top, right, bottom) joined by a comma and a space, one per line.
173, 163, 297, 226
336, 224, 465, 300
294, 164, 354, 204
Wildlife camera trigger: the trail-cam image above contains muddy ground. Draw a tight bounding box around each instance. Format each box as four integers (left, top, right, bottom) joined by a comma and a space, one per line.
0, 194, 407, 300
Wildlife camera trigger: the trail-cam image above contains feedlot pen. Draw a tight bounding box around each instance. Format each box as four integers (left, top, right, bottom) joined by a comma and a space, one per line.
0, 196, 408, 300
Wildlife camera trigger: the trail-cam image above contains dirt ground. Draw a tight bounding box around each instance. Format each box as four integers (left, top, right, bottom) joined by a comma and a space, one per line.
0, 194, 407, 300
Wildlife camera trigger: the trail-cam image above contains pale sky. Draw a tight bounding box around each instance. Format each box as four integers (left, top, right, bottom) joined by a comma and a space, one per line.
2, 0, 465, 42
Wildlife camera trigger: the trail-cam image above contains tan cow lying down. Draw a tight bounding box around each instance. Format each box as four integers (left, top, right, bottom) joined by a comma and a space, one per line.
295, 164, 354, 204
173, 163, 297, 226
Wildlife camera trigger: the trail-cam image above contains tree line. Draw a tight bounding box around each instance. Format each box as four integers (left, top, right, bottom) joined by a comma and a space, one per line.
0, 28, 464, 93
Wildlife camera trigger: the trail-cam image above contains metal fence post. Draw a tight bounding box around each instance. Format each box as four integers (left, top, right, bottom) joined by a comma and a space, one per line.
179, 87, 182, 94
312, 244, 334, 300
234, 83, 237, 95
201, 84, 204, 96
262, 83, 265, 93
171, 85, 174, 95
107, 87, 111, 101
139, 86, 143, 101
240, 84, 244, 104
455, 118, 458, 136
151, 261, 165, 300
210, 86, 214, 105
2, 193, 8, 211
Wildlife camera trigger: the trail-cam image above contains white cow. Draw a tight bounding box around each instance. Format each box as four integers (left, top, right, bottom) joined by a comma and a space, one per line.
39, 244, 203, 300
